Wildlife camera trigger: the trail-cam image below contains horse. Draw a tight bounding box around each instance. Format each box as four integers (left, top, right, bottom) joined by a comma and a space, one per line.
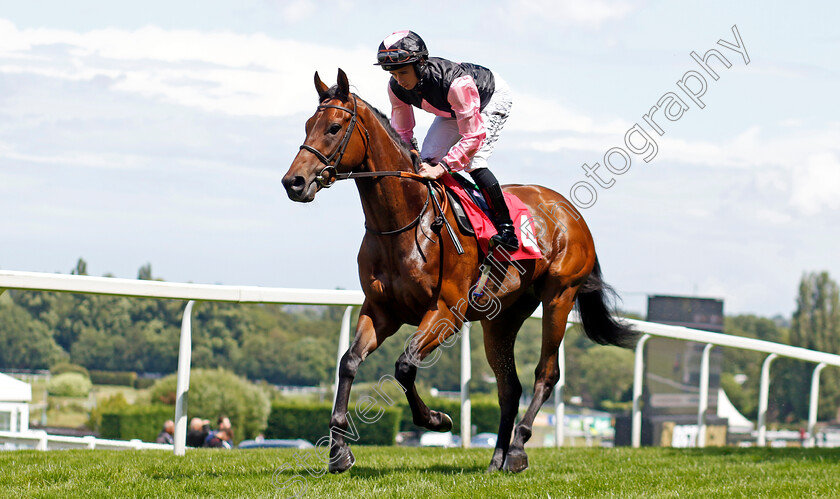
282, 69, 637, 474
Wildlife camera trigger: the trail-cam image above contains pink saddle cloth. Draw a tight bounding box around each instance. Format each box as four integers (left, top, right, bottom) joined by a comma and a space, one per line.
440, 174, 542, 261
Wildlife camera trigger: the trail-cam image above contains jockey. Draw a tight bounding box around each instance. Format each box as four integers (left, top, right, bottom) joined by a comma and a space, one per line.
375, 30, 518, 252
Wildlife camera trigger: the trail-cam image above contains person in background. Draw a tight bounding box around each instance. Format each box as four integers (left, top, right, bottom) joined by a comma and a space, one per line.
155, 420, 174, 444
206, 429, 232, 449
186, 417, 210, 448
203, 415, 234, 447
217, 415, 233, 442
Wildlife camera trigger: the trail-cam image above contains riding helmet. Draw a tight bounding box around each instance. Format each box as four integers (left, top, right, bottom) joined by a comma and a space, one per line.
374, 30, 428, 71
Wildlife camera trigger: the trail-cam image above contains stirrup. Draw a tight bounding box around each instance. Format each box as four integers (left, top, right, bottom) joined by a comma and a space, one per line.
491, 223, 519, 252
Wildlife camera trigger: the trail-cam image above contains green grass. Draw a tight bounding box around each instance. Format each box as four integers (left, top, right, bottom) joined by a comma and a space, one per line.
25, 380, 148, 430
92, 384, 147, 404
1, 446, 839, 498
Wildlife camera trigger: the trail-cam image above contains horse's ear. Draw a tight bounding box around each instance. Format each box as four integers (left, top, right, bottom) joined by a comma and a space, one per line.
337, 68, 350, 98
314, 71, 329, 101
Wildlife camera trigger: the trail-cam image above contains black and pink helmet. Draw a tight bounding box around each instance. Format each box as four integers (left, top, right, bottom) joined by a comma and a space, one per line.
374, 30, 428, 71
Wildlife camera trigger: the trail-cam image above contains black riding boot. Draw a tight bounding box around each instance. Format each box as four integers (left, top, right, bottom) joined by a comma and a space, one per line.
469, 168, 519, 252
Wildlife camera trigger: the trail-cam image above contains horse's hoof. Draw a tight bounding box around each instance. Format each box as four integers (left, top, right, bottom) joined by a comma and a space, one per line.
502, 450, 529, 473
486, 460, 504, 473
328, 446, 355, 474
485, 449, 506, 473
440, 413, 453, 432
429, 412, 453, 432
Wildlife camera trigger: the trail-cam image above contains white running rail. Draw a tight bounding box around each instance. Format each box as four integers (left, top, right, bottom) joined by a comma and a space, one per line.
1, 269, 837, 452
0, 430, 172, 451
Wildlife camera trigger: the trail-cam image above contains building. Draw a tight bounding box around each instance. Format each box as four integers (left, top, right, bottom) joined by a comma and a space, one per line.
0, 373, 31, 433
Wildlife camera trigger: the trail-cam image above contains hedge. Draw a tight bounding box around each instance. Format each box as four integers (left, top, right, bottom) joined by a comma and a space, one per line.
100, 405, 172, 442
470, 400, 502, 435
47, 372, 92, 397
49, 362, 90, 379
133, 377, 157, 390
266, 402, 402, 446
90, 370, 137, 387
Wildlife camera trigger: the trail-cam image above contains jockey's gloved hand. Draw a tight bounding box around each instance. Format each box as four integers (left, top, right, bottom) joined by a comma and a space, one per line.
418, 162, 446, 180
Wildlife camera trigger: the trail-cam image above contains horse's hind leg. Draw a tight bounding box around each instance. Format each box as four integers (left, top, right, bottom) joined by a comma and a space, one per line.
504, 285, 577, 473
480, 293, 538, 472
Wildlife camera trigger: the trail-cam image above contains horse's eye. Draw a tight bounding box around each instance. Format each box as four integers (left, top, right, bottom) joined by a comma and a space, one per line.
328, 123, 342, 135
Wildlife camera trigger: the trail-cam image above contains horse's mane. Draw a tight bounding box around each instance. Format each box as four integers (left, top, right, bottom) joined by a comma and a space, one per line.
322, 86, 420, 169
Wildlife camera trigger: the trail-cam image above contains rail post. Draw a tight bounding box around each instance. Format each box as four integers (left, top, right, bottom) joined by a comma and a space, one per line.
461, 322, 472, 448
756, 353, 777, 447
554, 332, 567, 447
808, 362, 827, 447
333, 306, 353, 409
696, 343, 714, 448
632, 334, 651, 448
174, 300, 196, 456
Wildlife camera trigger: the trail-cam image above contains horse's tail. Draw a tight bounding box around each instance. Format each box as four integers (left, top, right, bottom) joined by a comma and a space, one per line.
574, 256, 639, 348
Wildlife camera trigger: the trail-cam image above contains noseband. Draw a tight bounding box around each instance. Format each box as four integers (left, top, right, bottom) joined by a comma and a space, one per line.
299, 95, 370, 188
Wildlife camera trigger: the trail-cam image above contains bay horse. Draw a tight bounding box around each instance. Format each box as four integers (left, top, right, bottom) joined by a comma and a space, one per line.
282, 69, 636, 473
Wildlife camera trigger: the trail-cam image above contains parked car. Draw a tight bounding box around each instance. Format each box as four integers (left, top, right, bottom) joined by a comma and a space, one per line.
395, 431, 422, 447
237, 438, 313, 449
470, 432, 497, 448
419, 432, 461, 448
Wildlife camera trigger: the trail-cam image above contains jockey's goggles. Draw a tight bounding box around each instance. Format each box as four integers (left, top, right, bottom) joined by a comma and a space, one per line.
376, 49, 416, 64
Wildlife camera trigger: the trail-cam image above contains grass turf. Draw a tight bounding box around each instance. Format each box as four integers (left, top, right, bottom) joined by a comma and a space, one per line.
1, 446, 839, 498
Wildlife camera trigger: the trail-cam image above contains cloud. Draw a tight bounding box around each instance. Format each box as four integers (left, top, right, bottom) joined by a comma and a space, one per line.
0, 19, 385, 118
507, 92, 630, 135
790, 152, 840, 215
0, 142, 140, 170
753, 208, 793, 225
507, 109, 840, 216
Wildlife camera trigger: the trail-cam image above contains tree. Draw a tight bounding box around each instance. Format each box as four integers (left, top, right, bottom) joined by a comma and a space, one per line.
577, 346, 634, 409
786, 272, 840, 420
70, 326, 117, 370
71, 258, 88, 276
137, 263, 153, 281
0, 296, 68, 369
721, 315, 789, 419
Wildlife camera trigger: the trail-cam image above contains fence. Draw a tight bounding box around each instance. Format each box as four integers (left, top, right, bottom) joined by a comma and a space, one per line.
0, 430, 172, 451
1, 269, 838, 453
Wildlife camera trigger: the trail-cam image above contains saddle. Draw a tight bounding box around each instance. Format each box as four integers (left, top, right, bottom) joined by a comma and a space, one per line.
439, 173, 541, 263
443, 172, 488, 237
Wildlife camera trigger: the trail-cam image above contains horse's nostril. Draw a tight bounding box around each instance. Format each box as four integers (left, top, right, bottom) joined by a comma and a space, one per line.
283, 175, 306, 195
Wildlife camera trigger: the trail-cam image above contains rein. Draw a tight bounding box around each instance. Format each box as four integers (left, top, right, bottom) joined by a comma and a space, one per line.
360, 172, 463, 254
297, 95, 462, 252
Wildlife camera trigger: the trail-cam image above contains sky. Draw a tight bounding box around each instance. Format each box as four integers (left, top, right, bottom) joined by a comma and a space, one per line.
1, 0, 838, 318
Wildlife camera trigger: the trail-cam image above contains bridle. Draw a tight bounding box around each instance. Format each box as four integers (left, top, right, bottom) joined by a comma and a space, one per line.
299, 94, 371, 188
298, 94, 428, 188
296, 94, 462, 252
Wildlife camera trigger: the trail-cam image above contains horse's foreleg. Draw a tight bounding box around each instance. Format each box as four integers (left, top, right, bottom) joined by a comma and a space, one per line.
329, 303, 398, 473
504, 287, 576, 473
394, 304, 462, 433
